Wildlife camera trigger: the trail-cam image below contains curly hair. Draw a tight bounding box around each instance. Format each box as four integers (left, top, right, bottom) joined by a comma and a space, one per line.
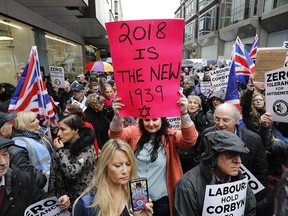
134, 118, 171, 162
86, 93, 105, 112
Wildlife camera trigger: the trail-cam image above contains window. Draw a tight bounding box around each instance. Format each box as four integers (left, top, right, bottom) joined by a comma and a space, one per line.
199, 7, 216, 36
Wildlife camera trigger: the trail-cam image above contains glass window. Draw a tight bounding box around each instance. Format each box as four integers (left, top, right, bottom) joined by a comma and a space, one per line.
264, 0, 288, 13
45, 34, 83, 81
219, 0, 233, 28
199, 0, 213, 11
198, 7, 216, 36
0, 15, 35, 85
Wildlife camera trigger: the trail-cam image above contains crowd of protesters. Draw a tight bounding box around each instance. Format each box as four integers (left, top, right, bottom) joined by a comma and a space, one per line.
0, 62, 287, 216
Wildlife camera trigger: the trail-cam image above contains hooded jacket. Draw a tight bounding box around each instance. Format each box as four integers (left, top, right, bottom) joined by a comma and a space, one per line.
206, 91, 225, 126
173, 131, 256, 216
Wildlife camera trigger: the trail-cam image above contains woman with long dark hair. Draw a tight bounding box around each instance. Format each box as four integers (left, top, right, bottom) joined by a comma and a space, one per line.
109, 91, 198, 216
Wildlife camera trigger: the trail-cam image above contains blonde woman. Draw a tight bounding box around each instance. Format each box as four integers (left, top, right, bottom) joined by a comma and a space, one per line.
10, 111, 53, 190
84, 93, 110, 149
73, 139, 153, 216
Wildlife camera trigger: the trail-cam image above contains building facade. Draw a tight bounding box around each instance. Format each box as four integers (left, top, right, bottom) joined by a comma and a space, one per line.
0, 0, 122, 84
177, 0, 288, 61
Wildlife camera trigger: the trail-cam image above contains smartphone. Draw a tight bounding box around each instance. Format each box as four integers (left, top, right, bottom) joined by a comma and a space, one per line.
129, 177, 149, 212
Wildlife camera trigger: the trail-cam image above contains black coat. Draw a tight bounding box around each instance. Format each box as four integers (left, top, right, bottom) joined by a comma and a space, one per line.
0, 165, 49, 216
198, 125, 269, 201
84, 107, 110, 149
8, 145, 47, 189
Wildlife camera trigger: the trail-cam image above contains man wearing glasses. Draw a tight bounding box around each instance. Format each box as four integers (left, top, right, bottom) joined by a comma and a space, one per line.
197, 103, 268, 202
173, 130, 256, 216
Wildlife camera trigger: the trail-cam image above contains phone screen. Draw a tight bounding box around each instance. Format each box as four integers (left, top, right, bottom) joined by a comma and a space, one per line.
129, 178, 149, 212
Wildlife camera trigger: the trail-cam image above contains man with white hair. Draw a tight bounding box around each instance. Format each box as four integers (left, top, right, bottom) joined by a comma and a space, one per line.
197, 103, 268, 201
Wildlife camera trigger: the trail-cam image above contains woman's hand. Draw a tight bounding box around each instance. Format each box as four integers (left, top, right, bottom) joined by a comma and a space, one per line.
58, 195, 70, 209
130, 200, 153, 216
112, 97, 125, 116
53, 137, 64, 150
260, 112, 273, 127
176, 90, 188, 115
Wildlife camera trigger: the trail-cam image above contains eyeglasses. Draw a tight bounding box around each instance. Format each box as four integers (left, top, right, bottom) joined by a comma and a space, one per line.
252, 98, 263, 102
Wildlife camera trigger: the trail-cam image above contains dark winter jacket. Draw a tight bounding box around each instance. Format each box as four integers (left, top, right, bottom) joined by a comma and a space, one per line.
49, 127, 96, 204
206, 91, 225, 126
0, 165, 49, 216
8, 145, 47, 189
173, 160, 256, 216
198, 125, 269, 201
189, 110, 209, 134
241, 90, 266, 133
84, 107, 110, 149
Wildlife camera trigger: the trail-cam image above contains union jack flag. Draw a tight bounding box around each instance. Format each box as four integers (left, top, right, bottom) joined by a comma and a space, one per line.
249, 34, 259, 64
234, 37, 255, 85
225, 59, 244, 126
8, 46, 55, 122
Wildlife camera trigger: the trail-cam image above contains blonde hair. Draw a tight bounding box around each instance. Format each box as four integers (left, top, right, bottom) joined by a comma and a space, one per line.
250, 93, 266, 118
14, 111, 37, 131
86, 93, 105, 111
73, 139, 137, 216
187, 95, 202, 111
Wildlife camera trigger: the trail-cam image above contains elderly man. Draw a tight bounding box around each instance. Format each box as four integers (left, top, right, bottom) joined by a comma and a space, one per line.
198, 103, 268, 201
0, 112, 16, 139
0, 111, 47, 189
0, 136, 70, 215
70, 83, 87, 106
174, 130, 256, 216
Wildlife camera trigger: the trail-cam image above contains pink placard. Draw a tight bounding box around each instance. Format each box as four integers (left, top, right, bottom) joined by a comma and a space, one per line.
106, 19, 184, 118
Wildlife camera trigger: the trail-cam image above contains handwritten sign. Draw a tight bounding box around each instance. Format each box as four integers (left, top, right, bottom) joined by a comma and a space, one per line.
106, 19, 184, 118
265, 67, 288, 122
202, 178, 248, 216
209, 67, 230, 93
25, 196, 70, 216
254, 48, 286, 82
49, 66, 66, 88
240, 164, 265, 194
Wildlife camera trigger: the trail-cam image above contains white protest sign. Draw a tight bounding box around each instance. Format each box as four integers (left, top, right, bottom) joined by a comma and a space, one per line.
200, 81, 211, 95
217, 56, 225, 64
167, 116, 181, 130
283, 41, 288, 67
209, 67, 230, 93
72, 100, 87, 112
49, 66, 66, 88
265, 67, 288, 122
24, 196, 71, 216
240, 164, 265, 194
202, 178, 248, 216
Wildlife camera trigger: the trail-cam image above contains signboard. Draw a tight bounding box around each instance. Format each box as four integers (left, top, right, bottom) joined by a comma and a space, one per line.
106, 19, 184, 118
202, 178, 248, 216
240, 164, 265, 194
283, 41, 288, 67
254, 48, 286, 82
167, 116, 181, 130
265, 67, 288, 122
49, 66, 66, 88
200, 81, 211, 95
209, 67, 230, 93
24, 196, 70, 216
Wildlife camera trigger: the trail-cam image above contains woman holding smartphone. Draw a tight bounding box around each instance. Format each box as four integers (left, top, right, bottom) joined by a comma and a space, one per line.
109, 91, 198, 216
73, 139, 153, 216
